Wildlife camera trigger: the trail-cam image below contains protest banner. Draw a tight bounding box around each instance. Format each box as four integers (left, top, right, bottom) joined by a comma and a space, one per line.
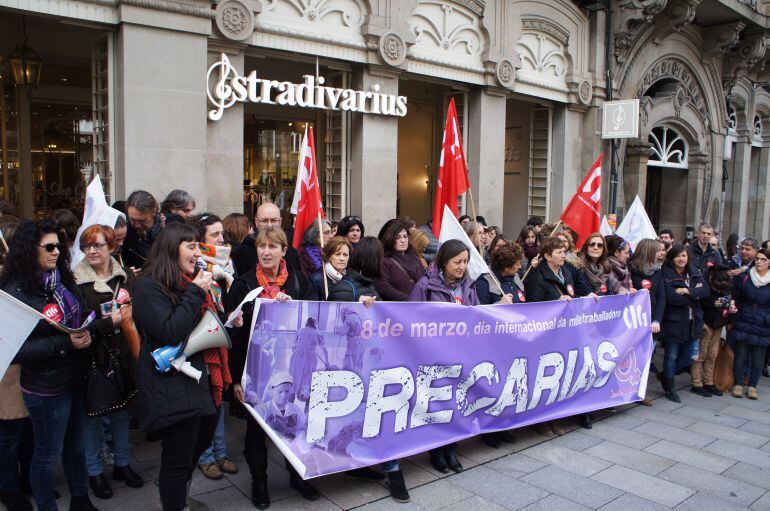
241, 293, 653, 479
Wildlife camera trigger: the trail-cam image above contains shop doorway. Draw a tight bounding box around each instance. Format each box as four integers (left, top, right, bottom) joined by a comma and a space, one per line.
397, 102, 437, 223
646, 126, 689, 233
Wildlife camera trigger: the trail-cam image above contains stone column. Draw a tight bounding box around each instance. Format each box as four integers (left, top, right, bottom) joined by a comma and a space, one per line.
205, 44, 245, 217
114, 13, 211, 208
757, 144, 770, 240
549, 105, 585, 219
728, 130, 752, 236
686, 151, 709, 229
623, 141, 652, 208
349, 66, 399, 232
466, 88, 506, 227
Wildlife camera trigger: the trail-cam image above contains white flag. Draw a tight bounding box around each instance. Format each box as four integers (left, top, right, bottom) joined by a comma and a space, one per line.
438, 205, 488, 281
615, 196, 657, 251
0, 290, 42, 379
600, 215, 613, 237
71, 175, 125, 269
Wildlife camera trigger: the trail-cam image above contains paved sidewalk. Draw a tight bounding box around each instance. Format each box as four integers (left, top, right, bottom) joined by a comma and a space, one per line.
55, 375, 770, 510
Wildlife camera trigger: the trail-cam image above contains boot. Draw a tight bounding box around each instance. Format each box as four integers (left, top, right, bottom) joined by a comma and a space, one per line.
690, 385, 712, 397
444, 449, 463, 473
748, 386, 758, 400
88, 474, 113, 499
429, 450, 449, 473
496, 431, 516, 443
345, 467, 385, 481
69, 494, 100, 511
665, 377, 681, 403
0, 491, 32, 511
289, 470, 319, 501
580, 414, 592, 430
113, 465, 144, 488
251, 479, 270, 510
704, 384, 723, 396
386, 469, 410, 503
731, 385, 744, 398
481, 433, 501, 448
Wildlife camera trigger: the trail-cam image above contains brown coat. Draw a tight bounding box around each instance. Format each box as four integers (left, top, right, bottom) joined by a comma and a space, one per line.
0, 365, 28, 420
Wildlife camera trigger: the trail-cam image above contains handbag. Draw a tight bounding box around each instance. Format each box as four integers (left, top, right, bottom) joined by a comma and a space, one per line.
85, 341, 137, 417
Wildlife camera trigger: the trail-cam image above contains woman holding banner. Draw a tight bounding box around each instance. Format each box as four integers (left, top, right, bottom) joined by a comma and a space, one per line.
660, 244, 710, 403
225, 227, 319, 510
73, 224, 143, 499
0, 220, 99, 511
311, 237, 377, 305
410, 239, 479, 474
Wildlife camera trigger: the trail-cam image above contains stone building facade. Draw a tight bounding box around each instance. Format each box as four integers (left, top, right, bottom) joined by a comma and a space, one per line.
0, 0, 768, 241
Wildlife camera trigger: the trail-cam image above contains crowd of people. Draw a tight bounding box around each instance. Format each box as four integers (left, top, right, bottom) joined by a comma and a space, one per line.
0, 192, 769, 511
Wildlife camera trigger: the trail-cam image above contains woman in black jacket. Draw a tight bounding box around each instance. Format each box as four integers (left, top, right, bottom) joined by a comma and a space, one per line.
132, 223, 219, 511
0, 220, 99, 511
525, 237, 577, 303
225, 227, 319, 510
311, 237, 378, 303
659, 244, 710, 403
476, 240, 526, 305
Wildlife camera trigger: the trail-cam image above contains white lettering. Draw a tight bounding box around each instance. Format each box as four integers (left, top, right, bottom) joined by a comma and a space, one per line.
306, 371, 364, 443
594, 341, 619, 387
456, 362, 499, 416
486, 358, 528, 416
363, 367, 415, 438
528, 352, 564, 410
410, 365, 461, 428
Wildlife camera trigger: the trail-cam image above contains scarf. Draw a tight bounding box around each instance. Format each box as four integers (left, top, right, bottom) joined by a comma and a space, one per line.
199, 244, 235, 290
584, 262, 608, 292
182, 275, 231, 407
608, 256, 633, 293
523, 244, 539, 261
256, 260, 289, 299
750, 267, 770, 288
299, 245, 324, 277
324, 262, 345, 284
41, 269, 82, 329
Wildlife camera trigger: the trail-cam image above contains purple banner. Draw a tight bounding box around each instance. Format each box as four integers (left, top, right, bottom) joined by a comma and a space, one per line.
242, 293, 653, 479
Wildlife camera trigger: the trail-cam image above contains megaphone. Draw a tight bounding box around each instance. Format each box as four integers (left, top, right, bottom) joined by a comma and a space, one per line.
151, 308, 232, 381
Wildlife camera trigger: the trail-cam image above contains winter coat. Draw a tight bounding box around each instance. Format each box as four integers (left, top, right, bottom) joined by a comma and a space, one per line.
231, 233, 301, 277
225, 266, 317, 391
409, 264, 479, 305
375, 253, 425, 301
571, 256, 611, 296
630, 266, 666, 326
417, 224, 439, 263
122, 215, 162, 269
525, 262, 576, 303
728, 271, 770, 347
3, 278, 89, 394
74, 258, 136, 366
311, 269, 378, 302
132, 277, 216, 432
661, 264, 710, 343
702, 289, 734, 330
475, 270, 526, 304
687, 243, 723, 276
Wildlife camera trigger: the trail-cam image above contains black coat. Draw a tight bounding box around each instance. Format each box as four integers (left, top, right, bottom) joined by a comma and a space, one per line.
132, 278, 216, 432
476, 270, 527, 304
122, 215, 162, 269
3, 278, 89, 394
661, 264, 710, 343
311, 269, 378, 302
525, 263, 576, 303
729, 272, 770, 347
630, 266, 666, 326
231, 233, 301, 277
225, 267, 317, 390
687, 243, 722, 276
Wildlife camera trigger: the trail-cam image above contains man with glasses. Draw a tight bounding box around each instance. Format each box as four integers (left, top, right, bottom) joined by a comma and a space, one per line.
122, 190, 163, 271
231, 203, 300, 276
729, 238, 759, 277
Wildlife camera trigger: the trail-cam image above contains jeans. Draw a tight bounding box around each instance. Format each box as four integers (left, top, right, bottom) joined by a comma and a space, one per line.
23, 386, 88, 511
85, 410, 131, 476
382, 460, 400, 472
733, 342, 767, 388
0, 418, 33, 493
198, 406, 226, 465
157, 413, 218, 511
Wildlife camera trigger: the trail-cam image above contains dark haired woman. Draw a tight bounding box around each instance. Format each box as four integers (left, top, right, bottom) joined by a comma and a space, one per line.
605, 235, 636, 294
188, 213, 240, 480
575, 233, 611, 296
729, 248, 770, 399
73, 225, 142, 499
376, 221, 424, 301
225, 227, 319, 509
660, 244, 709, 403
298, 220, 331, 278
337, 215, 364, 249
410, 239, 478, 474
132, 223, 221, 511
517, 225, 539, 272
222, 213, 253, 254
0, 220, 98, 511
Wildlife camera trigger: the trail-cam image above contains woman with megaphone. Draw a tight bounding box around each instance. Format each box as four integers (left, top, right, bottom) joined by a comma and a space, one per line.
132, 222, 229, 511
226, 226, 318, 510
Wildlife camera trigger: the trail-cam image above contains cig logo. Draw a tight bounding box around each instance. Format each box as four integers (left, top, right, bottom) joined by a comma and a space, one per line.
622, 304, 648, 330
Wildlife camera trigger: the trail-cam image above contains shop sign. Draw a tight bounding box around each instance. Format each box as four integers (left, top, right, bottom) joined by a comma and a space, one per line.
601, 99, 639, 139
207, 54, 408, 121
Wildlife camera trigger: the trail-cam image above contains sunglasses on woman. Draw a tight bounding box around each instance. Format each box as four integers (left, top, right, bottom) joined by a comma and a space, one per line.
587, 241, 604, 248
38, 243, 65, 253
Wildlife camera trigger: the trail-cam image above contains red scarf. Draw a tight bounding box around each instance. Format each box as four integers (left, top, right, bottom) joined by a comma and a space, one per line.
256, 260, 289, 298
183, 275, 232, 407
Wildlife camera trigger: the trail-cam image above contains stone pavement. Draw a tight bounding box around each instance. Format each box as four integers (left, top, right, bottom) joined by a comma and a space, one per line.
55, 375, 770, 510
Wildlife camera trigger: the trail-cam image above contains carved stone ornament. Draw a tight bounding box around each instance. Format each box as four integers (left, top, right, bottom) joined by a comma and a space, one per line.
578, 79, 593, 105
215, 0, 255, 41
703, 22, 746, 59
614, 0, 668, 63
379, 32, 406, 67
635, 58, 708, 119
496, 59, 515, 88
521, 19, 569, 46
664, 0, 700, 32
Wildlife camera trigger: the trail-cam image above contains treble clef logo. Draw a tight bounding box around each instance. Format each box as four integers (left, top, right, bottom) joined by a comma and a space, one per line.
612, 105, 626, 131
207, 53, 238, 121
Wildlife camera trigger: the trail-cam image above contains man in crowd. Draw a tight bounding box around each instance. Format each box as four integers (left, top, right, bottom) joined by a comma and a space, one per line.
728, 237, 759, 276
658, 229, 674, 250
687, 222, 722, 274
122, 190, 164, 270
232, 202, 299, 275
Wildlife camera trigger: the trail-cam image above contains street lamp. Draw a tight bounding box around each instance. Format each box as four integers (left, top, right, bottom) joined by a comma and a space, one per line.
9, 18, 42, 87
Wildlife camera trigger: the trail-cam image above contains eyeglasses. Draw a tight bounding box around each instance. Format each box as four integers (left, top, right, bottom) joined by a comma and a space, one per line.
257, 218, 281, 226
38, 243, 65, 253
756, 257, 769, 263
587, 242, 604, 248
81, 243, 108, 252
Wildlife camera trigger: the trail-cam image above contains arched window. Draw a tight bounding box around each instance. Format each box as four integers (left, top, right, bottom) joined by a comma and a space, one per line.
648, 126, 688, 169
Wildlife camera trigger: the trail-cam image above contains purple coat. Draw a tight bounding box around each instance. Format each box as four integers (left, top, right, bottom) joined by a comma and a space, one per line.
376, 253, 425, 301
408, 264, 479, 305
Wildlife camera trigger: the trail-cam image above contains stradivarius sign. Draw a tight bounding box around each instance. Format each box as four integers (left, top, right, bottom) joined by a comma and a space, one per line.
207, 53, 408, 121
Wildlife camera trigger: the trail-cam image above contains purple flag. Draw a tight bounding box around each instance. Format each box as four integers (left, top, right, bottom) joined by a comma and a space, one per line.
242, 293, 653, 479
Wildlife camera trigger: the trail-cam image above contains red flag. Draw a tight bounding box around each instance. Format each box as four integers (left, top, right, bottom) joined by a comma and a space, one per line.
432, 98, 470, 238
290, 127, 324, 249
560, 154, 603, 249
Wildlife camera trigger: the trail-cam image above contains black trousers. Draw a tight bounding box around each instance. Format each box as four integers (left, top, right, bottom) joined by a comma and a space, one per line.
157, 413, 218, 511
244, 414, 298, 482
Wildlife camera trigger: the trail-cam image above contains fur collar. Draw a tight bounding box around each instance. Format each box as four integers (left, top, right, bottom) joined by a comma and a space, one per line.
74, 257, 127, 294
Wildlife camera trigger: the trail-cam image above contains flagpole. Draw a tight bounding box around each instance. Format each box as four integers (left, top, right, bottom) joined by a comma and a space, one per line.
521, 219, 563, 282
0, 228, 8, 254
318, 212, 329, 300
465, 185, 505, 297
